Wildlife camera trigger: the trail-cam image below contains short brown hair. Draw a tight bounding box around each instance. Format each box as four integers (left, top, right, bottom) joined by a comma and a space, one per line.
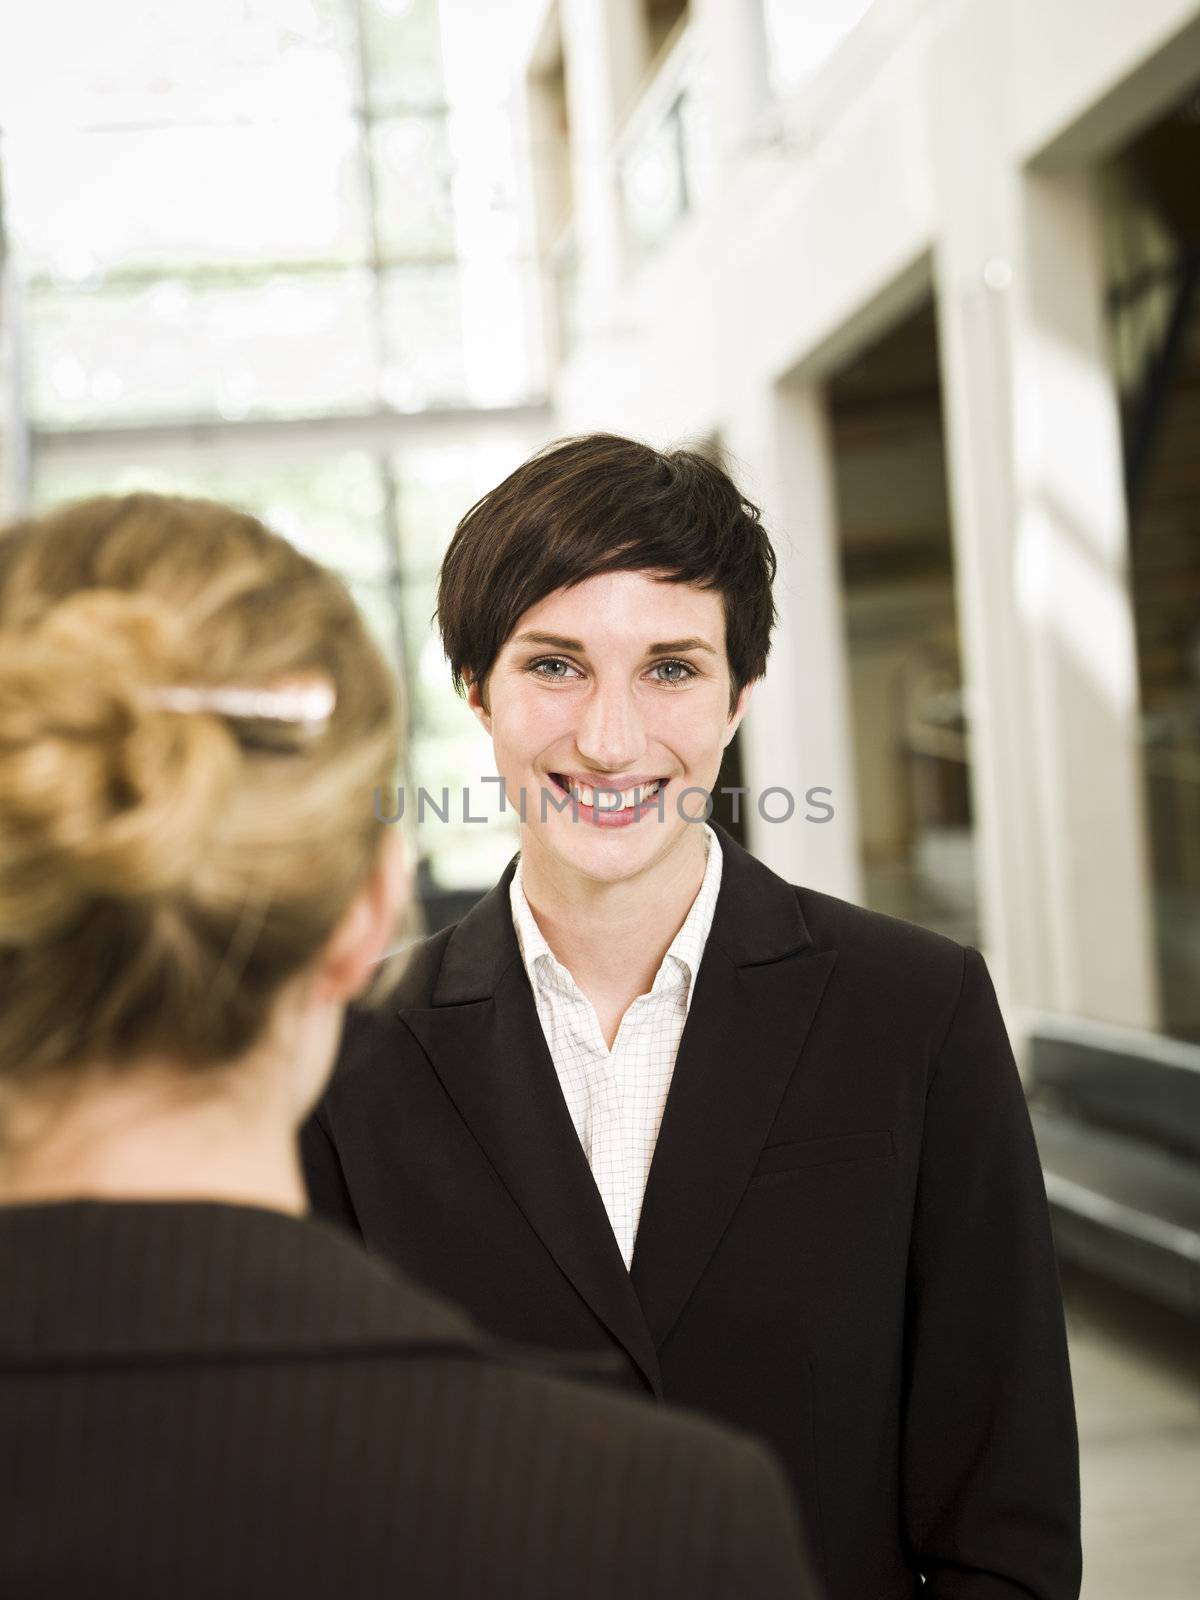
0, 492, 402, 1095
437, 434, 776, 714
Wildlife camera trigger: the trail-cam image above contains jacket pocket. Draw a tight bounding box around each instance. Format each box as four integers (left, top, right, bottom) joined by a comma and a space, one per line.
750, 1129, 895, 1181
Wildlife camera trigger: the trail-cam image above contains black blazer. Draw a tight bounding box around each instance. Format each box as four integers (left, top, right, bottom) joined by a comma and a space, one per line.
304, 822, 1082, 1600
0, 1199, 814, 1600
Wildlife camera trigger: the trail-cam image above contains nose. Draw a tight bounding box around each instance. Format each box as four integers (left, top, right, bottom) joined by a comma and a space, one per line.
574, 676, 648, 773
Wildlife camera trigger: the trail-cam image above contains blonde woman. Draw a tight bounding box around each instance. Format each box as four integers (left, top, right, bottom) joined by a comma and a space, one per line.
0, 494, 815, 1600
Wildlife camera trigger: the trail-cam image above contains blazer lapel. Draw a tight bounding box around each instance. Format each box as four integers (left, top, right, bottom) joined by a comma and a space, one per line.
400, 869, 663, 1397
630, 828, 838, 1350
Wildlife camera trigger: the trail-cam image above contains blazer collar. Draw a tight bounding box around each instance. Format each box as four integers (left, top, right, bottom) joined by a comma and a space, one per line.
430, 821, 816, 1005
404, 944, 666, 1395
0, 1199, 483, 1368
406, 824, 837, 1370
430, 863, 522, 1005
704, 822, 815, 965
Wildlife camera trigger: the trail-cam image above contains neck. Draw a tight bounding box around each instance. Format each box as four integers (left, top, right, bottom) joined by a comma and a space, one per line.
519, 825, 709, 1005
0, 1059, 307, 1216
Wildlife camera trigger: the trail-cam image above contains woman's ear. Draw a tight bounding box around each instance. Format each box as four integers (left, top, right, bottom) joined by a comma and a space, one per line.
723, 678, 756, 747
464, 670, 492, 734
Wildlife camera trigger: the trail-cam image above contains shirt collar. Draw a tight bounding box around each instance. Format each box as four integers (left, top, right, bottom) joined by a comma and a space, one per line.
509, 823, 724, 1014
665, 823, 723, 1009
509, 863, 570, 998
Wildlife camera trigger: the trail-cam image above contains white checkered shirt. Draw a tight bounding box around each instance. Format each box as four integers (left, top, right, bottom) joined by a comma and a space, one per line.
509, 824, 724, 1269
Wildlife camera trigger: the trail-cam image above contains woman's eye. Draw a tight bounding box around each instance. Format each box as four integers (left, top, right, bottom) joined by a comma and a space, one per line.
529, 657, 579, 679
650, 659, 695, 683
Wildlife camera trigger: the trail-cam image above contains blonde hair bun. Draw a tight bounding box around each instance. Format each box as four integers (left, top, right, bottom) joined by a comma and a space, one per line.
0, 588, 240, 937
0, 492, 402, 1081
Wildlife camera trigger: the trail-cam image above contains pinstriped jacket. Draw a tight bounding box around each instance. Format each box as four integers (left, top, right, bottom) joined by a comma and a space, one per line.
0, 1199, 815, 1600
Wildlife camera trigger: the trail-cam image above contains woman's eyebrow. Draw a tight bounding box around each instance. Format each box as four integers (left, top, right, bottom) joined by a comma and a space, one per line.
647, 637, 716, 655
512, 631, 717, 655
513, 631, 586, 650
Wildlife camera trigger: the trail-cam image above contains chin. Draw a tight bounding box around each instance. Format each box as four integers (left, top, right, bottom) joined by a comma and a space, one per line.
541, 815, 688, 884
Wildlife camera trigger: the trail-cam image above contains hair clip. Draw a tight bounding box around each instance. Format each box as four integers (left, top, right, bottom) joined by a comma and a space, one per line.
146, 675, 336, 736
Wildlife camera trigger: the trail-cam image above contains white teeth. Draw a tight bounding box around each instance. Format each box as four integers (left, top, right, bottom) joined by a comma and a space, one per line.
628, 780, 662, 808
567, 779, 662, 810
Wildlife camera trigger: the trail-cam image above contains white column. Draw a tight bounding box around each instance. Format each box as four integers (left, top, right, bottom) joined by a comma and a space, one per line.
931, 0, 1158, 1026
558, 0, 650, 331
931, 11, 1054, 1016
692, 0, 770, 188
725, 380, 863, 902
1010, 168, 1159, 1028
936, 253, 1055, 1017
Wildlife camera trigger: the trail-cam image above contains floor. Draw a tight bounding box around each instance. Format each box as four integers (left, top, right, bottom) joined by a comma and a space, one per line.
1061, 1262, 1200, 1598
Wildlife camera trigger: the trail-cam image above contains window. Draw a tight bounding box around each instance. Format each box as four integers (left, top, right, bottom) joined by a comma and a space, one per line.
0, 0, 546, 901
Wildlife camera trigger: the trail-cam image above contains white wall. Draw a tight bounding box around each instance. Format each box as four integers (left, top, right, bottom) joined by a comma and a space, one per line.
524, 0, 1200, 1029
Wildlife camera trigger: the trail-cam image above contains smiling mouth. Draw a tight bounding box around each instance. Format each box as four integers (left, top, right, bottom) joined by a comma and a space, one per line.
548, 773, 668, 816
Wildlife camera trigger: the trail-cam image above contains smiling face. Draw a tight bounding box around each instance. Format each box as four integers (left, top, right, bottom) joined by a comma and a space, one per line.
467, 570, 753, 889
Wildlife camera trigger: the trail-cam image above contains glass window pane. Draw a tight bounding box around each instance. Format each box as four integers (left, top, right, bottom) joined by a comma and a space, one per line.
0, 0, 356, 129
379, 261, 539, 408
408, 711, 518, 889
396, 558, 519, 887
391, 436, 530, 579
409, 764, 520, 890
360, 0, 446, 112
378, 265, 465, 407
31, 451, 391, 586
5, 121, 368, 277
348, 577, 405, 679
438, 0, 524, 109
28, 273, 378, 426
459, 258, 542, 403
397, 581, 449, 710
399, 575, 448, 729
447, 108, 522, 258
371, 117, 456, 261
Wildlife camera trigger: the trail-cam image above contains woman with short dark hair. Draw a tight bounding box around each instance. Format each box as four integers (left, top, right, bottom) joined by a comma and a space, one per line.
307, 432, 1083, 1600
